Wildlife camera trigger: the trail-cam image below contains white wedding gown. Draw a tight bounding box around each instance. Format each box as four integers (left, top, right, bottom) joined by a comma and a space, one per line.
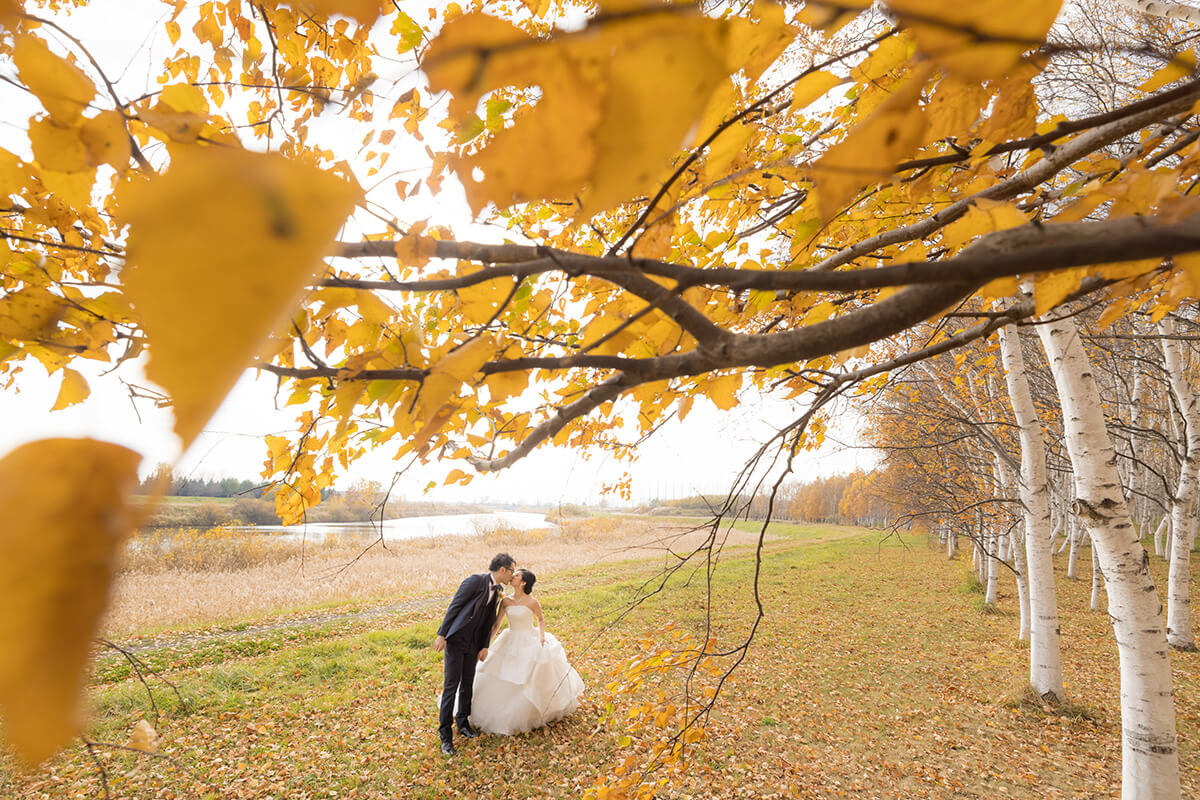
469, 604, 584, 734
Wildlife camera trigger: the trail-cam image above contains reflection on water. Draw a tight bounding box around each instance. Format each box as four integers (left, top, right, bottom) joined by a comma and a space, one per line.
237, 511, 556, 543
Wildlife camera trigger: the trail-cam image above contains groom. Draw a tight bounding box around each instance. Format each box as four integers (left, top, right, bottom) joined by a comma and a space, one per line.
433, 552, 515, 755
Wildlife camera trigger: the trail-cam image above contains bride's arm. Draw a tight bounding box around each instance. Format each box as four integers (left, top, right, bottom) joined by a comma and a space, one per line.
489, 599, 509, 643
531, 598, 545, 646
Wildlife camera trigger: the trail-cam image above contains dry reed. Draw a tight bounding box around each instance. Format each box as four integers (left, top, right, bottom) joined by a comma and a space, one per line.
102, 517, 764, 636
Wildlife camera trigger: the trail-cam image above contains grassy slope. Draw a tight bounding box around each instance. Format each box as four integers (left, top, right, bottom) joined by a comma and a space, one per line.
3, 523, 1198, 799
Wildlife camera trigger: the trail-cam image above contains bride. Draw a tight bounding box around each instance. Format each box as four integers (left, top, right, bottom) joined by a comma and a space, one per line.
469, 569, 584, 735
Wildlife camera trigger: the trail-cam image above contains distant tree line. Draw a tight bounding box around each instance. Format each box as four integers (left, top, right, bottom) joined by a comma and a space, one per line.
138, 463, 342, 501
137, 463, 262, 498
639, 472, 895, 528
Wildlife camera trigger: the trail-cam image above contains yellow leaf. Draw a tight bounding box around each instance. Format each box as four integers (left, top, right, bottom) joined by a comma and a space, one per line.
261, 0, 383, 25
28, 117, 90, 174
940, 198, 1029, 252
14, 34, 96, 121
1140, 53, 1195, 93
1176, 252, 1200, 297
976, 70, 1038, 143
0, 287, 67, 341
0, 148, 29, 196
923, 75, 989, 145
703, 121, 751, 185
813, 65, 932, 220
40, 168, 98, 217
484, 368, 528, 403
264, 434, 293, 474
119, 147, 360, 447
1034, 269, 1079, 317
0, 0, 21, 29
725, 1, 793, 83
415, 334, 495, 427
1095, 259, 1159, 282
51, 368, 89, 410
707, 373, 740, 411
0, 438, 140, 766
978, 276, 1018, 300
125, 719, 159, 753
677, 393, 694, 421
581, 19, 731, 216
393, 224, 438, 268
444, 468, 473, 485
427, 14, 600, 213
458, 277, 517, 325
159, 83, 209, 115
885, 0, 1063, 81
790, 70, 843, 111
426, 9, 783, 215
850, 33, 913, 84
80, 110, 132, 171
1095, 300, 1126, 331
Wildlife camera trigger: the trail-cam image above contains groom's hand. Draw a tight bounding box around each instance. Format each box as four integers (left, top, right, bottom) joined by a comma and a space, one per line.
477, 647, 488, 662
434, 635, 446, 653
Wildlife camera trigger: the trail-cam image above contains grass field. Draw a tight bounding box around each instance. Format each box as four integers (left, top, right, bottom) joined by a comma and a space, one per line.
2, 522, 1197, 798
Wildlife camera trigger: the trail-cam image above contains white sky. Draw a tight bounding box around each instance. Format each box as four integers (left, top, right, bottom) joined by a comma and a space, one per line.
0, 0, 874, 506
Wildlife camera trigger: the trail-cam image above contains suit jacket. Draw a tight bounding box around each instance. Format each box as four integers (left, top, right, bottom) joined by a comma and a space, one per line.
438, 572, 498, 651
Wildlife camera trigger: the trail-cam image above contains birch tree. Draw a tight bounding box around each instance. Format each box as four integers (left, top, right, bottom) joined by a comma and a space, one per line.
998, 323, 1066, 701
1157, 313, 1200, 650
1036, 309, 1180, 799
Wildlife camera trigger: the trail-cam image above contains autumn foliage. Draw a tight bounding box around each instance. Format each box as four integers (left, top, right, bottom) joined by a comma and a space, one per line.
3, 0, 1200, 795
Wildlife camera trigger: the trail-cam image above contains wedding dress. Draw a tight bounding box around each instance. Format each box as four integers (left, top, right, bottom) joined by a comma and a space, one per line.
469, 604, 584, 734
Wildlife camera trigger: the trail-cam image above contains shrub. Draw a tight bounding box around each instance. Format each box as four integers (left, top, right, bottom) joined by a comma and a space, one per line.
231, 497, 279, 525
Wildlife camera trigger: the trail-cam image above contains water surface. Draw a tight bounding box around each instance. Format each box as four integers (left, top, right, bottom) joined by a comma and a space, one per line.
243, 510, 556, 542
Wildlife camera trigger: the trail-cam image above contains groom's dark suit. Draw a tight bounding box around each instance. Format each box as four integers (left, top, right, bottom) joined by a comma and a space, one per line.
437, 572, 499, 743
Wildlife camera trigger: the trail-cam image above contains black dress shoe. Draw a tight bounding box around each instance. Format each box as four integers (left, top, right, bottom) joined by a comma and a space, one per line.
440, 739, 455, 755
457, 724, 480, 739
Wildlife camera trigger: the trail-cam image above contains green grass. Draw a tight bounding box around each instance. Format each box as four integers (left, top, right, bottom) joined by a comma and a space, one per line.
134, 495, 239, 505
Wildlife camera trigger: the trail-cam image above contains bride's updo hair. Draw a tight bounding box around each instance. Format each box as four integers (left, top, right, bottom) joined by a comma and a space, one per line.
519, 569, 537, 594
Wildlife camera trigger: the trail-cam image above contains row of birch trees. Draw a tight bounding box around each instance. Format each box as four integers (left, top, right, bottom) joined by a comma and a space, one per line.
851, 304, 1198, 796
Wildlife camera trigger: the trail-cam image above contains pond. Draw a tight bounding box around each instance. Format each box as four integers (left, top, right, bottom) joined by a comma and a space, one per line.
239, 510, 557, 543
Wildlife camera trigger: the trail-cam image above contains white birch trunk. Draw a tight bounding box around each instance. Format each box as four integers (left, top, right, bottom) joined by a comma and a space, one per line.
1154, 516, 1169, 558
999, 324, 1064, 698
1092, 543, 1106, 612
985, 527, 1000, 606
1058, 517, 1075, 554
1112, 0, 1200, 26
1068, 523, 1083, 579
1037, 313, 1179, 799
993, 455, 1030, 641
1159, 317, 1200, 651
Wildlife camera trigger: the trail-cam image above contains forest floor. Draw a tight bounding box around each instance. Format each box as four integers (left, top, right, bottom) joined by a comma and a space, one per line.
2, 521, 1197, 799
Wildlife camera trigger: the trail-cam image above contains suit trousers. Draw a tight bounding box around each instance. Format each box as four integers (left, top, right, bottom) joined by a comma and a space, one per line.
439, 639, 479, 741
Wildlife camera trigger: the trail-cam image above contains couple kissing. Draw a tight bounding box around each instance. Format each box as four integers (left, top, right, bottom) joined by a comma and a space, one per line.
434, 553, 584, 755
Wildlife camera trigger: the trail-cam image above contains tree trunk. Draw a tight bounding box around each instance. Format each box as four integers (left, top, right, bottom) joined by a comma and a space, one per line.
1159, 316, 1199, 651
1037, 312, 1179, 799
1068, 523, 1083, 579
998, 324, 1064, 698
1154, 516, 1169, 558
985, 527, 1000, 606
1057, 516, 1074, 554
1092, 542, 1105, 612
